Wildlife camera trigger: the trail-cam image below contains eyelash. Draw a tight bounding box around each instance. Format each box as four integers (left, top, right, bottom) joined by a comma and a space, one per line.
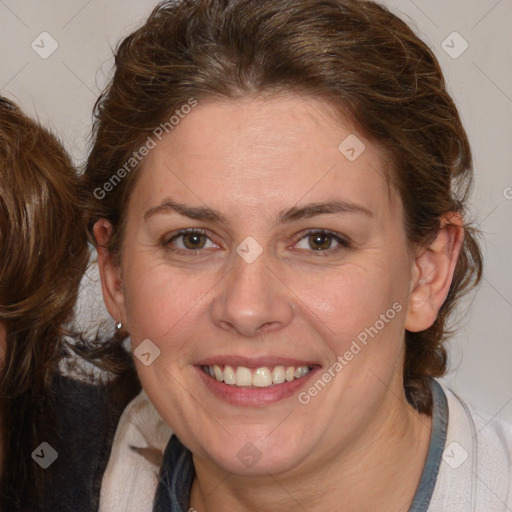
163, 228, 350, 256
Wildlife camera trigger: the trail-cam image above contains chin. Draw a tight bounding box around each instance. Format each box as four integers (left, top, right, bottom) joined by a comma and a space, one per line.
195, 426, 314, 477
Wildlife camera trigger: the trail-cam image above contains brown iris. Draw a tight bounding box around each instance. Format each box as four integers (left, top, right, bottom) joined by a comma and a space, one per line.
182, 232, 207, 250
308, 232, 333, 250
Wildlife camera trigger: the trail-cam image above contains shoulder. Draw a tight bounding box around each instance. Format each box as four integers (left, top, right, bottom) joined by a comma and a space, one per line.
39, 370, 140, 512
429, 381, 512, 511
99, 391, 173, 512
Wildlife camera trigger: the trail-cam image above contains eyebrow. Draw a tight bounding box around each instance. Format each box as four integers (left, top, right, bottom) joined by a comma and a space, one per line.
144, 199, 373, 224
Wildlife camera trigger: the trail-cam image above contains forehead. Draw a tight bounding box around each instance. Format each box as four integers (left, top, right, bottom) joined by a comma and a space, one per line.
130, 94, 399, 224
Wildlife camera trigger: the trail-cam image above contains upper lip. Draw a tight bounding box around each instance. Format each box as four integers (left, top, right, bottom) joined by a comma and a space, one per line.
195, 356, 319, 368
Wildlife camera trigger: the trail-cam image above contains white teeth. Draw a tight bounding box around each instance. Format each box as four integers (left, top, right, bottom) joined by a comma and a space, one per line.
213, 365, 223, 381
205, 364, 311, 388
235, 366, 253, 387
223, 365, 236, 385
253, 367, 272, 387
272, 366, 285, 384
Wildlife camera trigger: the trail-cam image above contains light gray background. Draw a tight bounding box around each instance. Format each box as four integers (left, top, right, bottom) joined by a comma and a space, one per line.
1, 0, 511, 421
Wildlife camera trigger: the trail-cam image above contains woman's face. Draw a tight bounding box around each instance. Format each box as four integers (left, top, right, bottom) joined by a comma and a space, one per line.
102, 95, 426, 475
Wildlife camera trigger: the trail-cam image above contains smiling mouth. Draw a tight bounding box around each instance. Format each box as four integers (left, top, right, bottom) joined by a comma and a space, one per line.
201, 364, 314, 388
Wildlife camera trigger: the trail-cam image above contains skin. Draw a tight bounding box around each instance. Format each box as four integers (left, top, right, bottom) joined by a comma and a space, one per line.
96, 94, 463, 511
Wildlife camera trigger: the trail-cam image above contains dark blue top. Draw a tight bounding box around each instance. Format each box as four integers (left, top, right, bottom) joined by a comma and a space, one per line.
3, 371, 140, 512
153, 378, 448, 512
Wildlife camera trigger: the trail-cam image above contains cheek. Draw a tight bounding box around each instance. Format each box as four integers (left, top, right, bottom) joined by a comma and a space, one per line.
291, 259, 409, 355
121, 256, 212, 348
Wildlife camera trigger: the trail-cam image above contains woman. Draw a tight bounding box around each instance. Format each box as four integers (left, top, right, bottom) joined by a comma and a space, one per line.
0, 97, 139, 511
83, 0, 511, 510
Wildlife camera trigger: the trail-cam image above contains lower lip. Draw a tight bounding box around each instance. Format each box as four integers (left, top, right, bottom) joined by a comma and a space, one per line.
195, 366, 321, 406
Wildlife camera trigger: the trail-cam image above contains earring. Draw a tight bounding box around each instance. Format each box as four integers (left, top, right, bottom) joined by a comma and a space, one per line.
116, 322, 123, 331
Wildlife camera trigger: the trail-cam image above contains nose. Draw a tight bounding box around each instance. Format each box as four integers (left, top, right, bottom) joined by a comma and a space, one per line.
210, 251, 295, 337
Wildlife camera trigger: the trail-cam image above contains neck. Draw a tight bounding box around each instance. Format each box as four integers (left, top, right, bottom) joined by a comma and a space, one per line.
190, 379, 432, 512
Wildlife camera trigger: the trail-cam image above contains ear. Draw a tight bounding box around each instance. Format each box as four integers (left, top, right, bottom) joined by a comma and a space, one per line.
93, 219, 126, 326
405, 213, 464, 332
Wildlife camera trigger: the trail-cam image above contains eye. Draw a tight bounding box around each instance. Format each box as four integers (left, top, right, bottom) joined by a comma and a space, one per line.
294, 229, 349, 252
164, 229, 217, 252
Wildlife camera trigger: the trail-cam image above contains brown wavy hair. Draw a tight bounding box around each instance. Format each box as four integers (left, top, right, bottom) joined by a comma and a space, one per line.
0, 97, 90, 509
83, 0, 482, 414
